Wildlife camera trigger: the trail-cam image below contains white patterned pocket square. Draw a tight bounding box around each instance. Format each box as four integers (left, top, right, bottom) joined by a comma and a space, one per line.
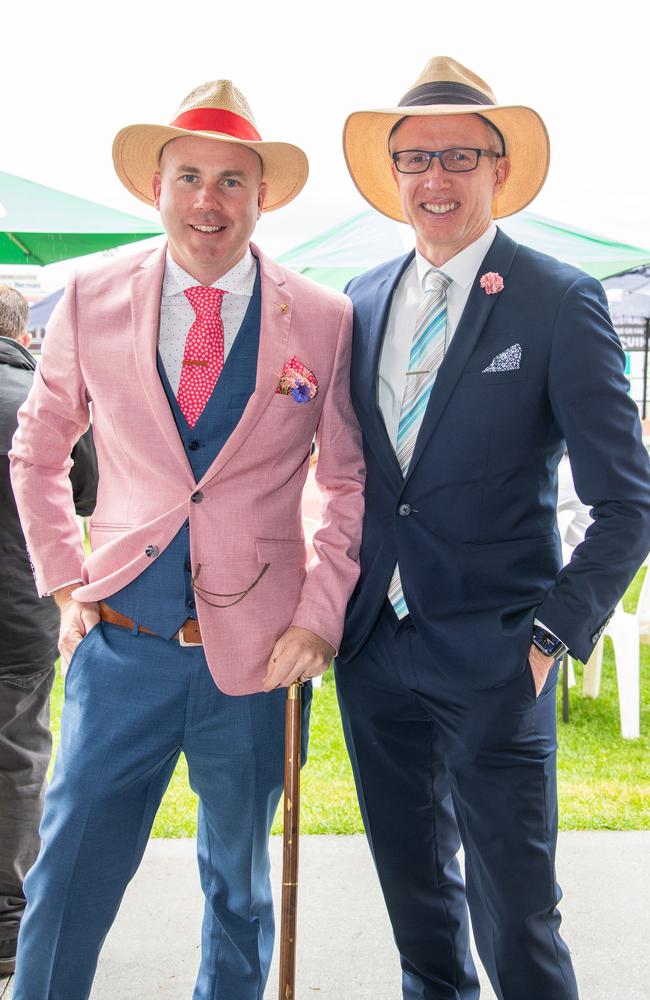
482, 343, 522, 373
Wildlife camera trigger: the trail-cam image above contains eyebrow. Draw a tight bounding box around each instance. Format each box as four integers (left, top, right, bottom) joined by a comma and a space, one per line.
175, 164, 248, 178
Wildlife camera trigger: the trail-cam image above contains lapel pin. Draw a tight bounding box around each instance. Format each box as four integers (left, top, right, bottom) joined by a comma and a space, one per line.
280, 303, 289, 315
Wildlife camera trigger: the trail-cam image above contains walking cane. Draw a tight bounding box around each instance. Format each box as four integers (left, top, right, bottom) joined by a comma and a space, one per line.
278, 678, 303, 999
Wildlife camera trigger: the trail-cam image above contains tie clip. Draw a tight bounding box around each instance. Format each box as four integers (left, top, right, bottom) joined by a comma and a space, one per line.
405, 369, 432, 375
183, 359, 209, 367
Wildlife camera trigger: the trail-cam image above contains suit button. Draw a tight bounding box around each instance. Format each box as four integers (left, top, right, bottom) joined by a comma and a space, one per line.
189, 440, 200, 451
191, 491, 204, 504
398, 504, 412, 517
145, 545, 159, 558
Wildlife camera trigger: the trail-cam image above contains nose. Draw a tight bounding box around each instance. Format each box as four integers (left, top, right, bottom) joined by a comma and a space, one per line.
422, 157, 450, 189
194, 182, 222, 211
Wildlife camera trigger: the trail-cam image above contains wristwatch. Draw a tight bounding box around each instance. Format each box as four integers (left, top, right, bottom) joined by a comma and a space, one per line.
531, 626, 567, 660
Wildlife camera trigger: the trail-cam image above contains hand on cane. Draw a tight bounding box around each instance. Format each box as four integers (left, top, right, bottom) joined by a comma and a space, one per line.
262, 626, 335, 691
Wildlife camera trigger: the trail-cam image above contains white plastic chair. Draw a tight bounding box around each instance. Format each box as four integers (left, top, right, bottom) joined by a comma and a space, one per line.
579, 568, 649, 739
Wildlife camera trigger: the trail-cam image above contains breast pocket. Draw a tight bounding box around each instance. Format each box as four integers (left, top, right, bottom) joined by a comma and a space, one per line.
460, 369, 528, 386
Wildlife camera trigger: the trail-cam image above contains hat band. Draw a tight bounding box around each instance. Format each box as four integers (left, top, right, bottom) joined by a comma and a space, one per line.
399, 81, 495, 107
170, 108, 262, 142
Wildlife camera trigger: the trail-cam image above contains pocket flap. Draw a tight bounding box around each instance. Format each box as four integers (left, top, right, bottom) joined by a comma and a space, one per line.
255, 537, 307, 563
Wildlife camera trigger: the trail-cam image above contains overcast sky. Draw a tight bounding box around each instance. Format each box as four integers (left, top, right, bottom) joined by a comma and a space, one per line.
3, 0, 649, 281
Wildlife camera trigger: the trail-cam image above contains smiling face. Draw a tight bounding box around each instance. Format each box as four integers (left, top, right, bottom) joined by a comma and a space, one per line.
152, 134, 267, 285
389, 113, 510, 266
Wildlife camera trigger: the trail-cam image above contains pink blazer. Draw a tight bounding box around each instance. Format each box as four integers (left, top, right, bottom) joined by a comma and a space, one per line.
10, 243, 365, 695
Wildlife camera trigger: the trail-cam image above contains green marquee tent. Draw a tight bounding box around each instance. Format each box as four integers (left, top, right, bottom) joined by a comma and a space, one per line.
0, 170, 163, 265
278, 210, 650, 289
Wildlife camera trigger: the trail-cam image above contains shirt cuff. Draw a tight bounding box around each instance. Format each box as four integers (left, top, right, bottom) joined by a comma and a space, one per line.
43, 580, 83, 598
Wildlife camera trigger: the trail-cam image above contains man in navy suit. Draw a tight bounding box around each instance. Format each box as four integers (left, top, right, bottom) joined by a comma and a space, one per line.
335, 56, 650, 999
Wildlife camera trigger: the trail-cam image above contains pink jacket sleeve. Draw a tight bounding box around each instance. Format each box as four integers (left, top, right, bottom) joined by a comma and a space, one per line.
290, 295, 366, 651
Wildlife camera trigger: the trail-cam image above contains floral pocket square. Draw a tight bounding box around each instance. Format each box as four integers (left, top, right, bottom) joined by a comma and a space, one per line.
276, 356, 318, 402
482, 343, 522, 373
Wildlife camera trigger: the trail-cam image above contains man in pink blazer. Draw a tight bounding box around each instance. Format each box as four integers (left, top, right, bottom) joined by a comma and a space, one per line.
10, 80, 364, 999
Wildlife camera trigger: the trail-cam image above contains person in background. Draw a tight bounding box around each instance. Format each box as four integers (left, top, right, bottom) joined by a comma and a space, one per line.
0, 284, 97, 976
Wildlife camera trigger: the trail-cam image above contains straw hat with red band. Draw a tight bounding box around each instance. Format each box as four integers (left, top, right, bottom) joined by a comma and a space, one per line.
343, 56, 550, 222
112, 80, 309, 212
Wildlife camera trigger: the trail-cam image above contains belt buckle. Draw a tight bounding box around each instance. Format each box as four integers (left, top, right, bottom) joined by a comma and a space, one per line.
178, 622, 202, 647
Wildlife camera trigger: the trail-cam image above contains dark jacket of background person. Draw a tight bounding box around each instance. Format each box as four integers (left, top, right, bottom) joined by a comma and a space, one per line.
0, 331, 97, 963
0, 334, 98, 671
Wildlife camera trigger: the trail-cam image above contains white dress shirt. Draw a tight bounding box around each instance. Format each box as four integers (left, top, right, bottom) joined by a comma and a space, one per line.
158, 248, 257, 394
378, 224, 497, 447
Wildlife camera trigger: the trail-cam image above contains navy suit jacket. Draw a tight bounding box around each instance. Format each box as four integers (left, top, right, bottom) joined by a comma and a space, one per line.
339, 228, 650, 687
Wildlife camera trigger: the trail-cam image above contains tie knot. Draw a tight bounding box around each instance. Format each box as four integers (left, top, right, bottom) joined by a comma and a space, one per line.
423, 270, 451, 296
184, 285, 226, 317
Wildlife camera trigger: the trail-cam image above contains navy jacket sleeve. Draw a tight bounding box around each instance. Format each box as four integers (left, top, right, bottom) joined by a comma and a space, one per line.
535, 274, 650, 660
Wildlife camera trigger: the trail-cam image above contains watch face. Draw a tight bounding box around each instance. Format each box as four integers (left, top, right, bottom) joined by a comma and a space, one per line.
533, 627, 564, 657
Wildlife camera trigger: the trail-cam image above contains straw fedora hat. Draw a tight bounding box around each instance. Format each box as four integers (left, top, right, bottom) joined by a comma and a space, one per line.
113, 80, 308, 212
343, 56, 550, 221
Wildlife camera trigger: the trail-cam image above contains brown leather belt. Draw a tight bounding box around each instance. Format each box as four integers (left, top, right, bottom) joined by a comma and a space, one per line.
98, 602, 202, 646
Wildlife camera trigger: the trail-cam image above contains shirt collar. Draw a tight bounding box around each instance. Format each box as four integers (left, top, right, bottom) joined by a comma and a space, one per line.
415, 222, 497, 292
162, 246, 257, 299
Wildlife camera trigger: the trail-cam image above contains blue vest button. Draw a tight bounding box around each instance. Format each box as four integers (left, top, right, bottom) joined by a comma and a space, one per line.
398, 504, 412, 517
189, 440, 200, 451
191, 491, 204, 504
145, 545, 159, 558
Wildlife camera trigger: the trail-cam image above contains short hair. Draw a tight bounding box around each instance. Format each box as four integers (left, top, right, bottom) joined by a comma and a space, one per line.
478, 116, 506, 156
0, 285, 29, 340
388, 113, 506, 156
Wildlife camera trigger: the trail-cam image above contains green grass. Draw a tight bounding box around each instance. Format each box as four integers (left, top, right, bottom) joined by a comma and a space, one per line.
49, 571, 650, 835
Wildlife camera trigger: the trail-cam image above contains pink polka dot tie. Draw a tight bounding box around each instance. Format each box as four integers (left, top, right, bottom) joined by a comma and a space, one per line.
177, 286, 227, 428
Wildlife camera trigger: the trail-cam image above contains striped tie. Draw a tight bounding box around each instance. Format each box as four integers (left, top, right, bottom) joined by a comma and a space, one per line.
388, 269, 451, 619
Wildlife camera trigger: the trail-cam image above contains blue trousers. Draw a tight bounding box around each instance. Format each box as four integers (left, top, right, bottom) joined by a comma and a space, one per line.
13, 622, 310, 1000
335, 607, 578, 1000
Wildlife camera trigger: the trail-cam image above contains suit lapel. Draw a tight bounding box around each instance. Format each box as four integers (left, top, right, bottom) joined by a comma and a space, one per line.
130, 245, 195, 484
198, 244, 291, 488
405, 228, 518, 481
356, 254, 413, 489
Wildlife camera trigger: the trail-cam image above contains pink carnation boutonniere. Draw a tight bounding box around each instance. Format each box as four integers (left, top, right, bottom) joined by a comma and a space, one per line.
480, 271, 504, 295
276, 356, 318, 403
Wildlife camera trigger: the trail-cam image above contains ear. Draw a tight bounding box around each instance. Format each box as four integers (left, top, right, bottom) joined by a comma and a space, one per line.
493, 156, 511, 195
18, 331, 32, 349
257, 181, 268, 219
152, 172, 162, 209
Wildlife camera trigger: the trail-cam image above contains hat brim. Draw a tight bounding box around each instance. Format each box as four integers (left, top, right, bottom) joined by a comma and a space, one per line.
112, 124, 309, 212
343, 104, 550, 221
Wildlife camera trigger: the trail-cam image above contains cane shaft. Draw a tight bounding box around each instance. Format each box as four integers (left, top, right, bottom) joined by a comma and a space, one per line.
279, 682, 302, 999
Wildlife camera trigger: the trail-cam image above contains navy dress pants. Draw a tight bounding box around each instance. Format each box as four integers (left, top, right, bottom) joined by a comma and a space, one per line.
13, 622, 310, 1000
335, 607, 578, 1000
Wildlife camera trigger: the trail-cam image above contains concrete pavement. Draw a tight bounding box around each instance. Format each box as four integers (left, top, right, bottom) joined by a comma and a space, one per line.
2, 831, 647, 998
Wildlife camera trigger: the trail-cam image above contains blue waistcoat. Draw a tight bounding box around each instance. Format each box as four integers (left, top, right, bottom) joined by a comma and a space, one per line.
106, 268, 261, 637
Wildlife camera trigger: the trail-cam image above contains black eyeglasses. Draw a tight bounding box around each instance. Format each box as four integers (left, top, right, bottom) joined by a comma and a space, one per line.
391, 147, 502, 174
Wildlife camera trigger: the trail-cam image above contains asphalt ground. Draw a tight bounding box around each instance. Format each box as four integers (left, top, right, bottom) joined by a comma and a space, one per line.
3, 831, 647, 999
